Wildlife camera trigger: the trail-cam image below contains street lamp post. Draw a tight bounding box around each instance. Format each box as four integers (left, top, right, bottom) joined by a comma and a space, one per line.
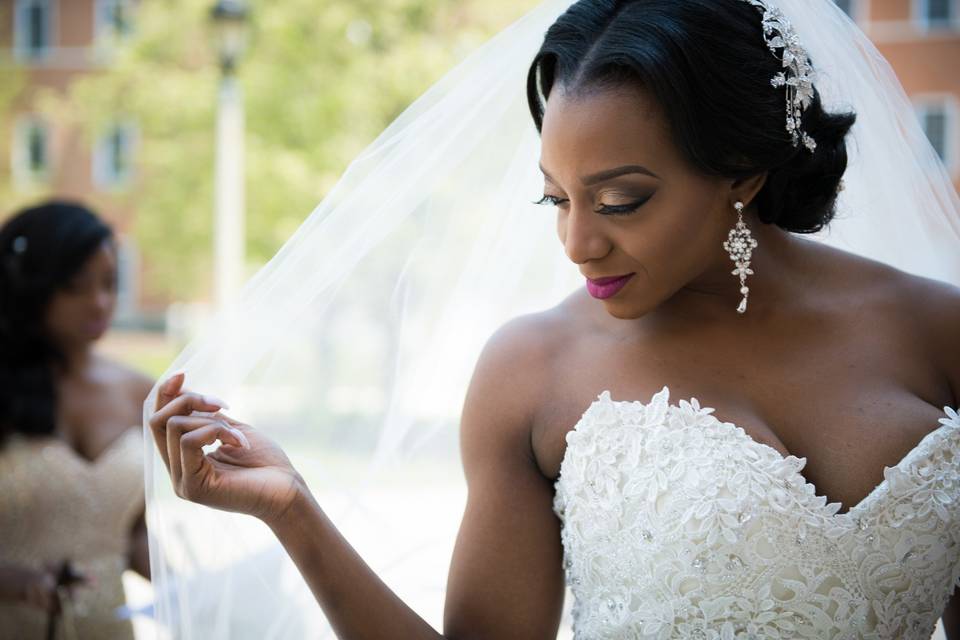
211, 0, 249, 309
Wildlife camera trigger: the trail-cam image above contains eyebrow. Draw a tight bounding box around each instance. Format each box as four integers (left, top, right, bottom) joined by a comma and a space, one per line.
539, 163, 660, 185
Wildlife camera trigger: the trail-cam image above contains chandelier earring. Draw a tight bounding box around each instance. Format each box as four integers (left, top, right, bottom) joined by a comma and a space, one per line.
722, 201, 759, 314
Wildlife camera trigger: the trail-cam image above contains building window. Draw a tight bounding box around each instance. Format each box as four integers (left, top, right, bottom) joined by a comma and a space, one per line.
915, 100, 957, 175
14, 0, 55, 60
93, 122, 137, 188
95, 0, 135, 42
916, 0, 956, 29
834, 0, 855, 17
12, 117, 51, 185
924, 109, 948, 160
114, 237, 140, 321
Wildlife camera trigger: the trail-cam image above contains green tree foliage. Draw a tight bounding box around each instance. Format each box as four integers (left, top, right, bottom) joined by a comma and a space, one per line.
63, 0, 535, 300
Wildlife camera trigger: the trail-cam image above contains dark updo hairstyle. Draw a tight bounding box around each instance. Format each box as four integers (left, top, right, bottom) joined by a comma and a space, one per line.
526, 0, 856, 233
0, 200, 114, 447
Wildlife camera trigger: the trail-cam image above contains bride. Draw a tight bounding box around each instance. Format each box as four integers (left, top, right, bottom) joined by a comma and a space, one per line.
145, 0, 960, 637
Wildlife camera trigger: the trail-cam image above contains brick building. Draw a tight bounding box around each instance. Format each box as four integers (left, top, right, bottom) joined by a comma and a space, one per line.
0, 0, 144, 321
845, 0, 960, 187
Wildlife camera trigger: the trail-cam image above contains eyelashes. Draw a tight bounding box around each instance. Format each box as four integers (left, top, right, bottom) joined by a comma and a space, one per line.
534, 194, 568, 207
533, 194, 650, 217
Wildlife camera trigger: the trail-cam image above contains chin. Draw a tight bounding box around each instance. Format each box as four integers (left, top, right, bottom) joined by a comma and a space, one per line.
601, 299, 650, 320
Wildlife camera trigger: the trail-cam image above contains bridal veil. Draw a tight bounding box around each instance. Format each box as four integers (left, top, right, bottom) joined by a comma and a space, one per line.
142, 0, 960, 637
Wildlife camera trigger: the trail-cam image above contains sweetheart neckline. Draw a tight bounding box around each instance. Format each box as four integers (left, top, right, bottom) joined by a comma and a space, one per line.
558, 386, 960, 520
38, 424, 141, 468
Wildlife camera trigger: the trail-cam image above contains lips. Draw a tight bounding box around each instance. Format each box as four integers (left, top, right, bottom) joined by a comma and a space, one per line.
586, 274, 635, 285
585, 273, 634, 299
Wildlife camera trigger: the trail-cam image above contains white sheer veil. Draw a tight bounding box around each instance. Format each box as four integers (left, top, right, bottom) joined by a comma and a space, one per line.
141, 0, 960, 637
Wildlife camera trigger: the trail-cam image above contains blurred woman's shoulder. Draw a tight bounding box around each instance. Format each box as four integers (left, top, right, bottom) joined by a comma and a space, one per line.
91, 354, 154, 411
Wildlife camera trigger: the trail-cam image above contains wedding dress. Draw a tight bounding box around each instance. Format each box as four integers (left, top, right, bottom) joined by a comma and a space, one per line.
555, 387, 960, 639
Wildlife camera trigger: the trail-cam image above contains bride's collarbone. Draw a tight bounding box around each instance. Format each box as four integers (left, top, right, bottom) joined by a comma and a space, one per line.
537, 280, 954, 497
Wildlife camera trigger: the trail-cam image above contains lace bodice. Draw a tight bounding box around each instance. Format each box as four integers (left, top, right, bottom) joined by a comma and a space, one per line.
553, 387, 960, 639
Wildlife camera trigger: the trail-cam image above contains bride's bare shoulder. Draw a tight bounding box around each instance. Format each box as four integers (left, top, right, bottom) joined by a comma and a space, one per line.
466, 290, 587, 423
819, 241, 960, 401
810, 237, 959, 309
891, 267, 960, 403
838, 245, 960, 321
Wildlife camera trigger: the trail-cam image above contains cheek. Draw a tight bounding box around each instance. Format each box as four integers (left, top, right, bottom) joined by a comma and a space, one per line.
626, 207, 719, 283
44, 296, 82, 335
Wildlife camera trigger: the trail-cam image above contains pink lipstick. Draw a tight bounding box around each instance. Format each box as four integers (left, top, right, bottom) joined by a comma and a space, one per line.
586, 273, 634, 299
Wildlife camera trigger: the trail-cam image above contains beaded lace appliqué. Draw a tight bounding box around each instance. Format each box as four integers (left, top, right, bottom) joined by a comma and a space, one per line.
553, 388, 960, 639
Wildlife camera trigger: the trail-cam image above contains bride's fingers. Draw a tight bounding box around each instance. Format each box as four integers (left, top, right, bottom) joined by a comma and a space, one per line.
179, 422, 250, 495
149, 375, 186, 471
149, 422, 172, 474
165, 415, 224, 483
148, 392, 228, 472
213, 413, 249, 430
154, 372, 186, 412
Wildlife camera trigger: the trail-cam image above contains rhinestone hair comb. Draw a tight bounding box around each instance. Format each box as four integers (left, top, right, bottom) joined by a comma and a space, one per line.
740, 0, 818, 153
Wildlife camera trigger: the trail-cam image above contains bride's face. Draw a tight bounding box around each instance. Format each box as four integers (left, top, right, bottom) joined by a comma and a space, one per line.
538, 84, 745, 320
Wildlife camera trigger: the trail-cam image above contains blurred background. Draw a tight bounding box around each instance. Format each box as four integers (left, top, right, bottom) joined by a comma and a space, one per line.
0, 0, 958, 637
0, 0, 542, 374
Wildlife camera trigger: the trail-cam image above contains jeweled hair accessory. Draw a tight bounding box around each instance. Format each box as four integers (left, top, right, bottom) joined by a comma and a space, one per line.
740, 0, 818, 152
11, 236, 27, 255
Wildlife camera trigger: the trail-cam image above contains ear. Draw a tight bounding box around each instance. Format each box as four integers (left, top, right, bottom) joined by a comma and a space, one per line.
729, 171, 768, 209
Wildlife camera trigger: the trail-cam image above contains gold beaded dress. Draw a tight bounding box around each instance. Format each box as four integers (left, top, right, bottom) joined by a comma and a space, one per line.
0, 426, 144, 640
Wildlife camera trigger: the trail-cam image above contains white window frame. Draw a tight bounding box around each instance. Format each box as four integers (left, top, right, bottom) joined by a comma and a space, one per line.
93, 120, 138, 188
93, 0, 136, 44
114, 236, 140, 322
913, 95, 959, 178
913, 0, 958, 31
11, 115, 51, 186
13, 0, 56, 62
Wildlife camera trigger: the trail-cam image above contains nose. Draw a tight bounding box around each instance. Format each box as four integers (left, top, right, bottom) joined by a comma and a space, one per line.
560, 204, 610, 265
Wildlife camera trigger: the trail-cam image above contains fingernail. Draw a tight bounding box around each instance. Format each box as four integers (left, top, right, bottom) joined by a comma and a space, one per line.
202, 394, 230, 410
227, 427, 251, 449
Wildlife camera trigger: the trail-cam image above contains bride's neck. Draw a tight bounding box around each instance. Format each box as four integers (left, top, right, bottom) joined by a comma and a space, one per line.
655, 218, 816, 327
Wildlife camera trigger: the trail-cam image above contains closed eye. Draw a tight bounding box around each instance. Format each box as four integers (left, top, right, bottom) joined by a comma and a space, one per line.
534, 194, 569, 207
533, 194, 650, 216
595, 198, 650, 216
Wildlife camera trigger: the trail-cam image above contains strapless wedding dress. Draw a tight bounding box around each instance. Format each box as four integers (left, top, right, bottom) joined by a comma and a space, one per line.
553, 386, 960, 639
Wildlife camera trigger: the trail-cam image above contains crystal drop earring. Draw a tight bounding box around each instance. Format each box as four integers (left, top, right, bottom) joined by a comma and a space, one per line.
722, 201, 758, 314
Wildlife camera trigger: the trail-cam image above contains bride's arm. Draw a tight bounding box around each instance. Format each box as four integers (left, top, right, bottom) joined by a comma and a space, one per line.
263, 483, 445, 639
441, 318, 565, 638
149, 317, 564, 640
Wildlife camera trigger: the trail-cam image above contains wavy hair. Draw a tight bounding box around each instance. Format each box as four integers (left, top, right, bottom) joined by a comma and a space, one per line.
0, 200, 114, 447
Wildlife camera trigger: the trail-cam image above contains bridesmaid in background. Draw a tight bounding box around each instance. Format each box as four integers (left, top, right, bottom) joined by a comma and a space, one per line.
0, 200, 153, 639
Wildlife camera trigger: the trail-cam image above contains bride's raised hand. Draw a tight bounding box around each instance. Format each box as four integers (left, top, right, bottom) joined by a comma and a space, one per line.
147, 373, 305, 524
